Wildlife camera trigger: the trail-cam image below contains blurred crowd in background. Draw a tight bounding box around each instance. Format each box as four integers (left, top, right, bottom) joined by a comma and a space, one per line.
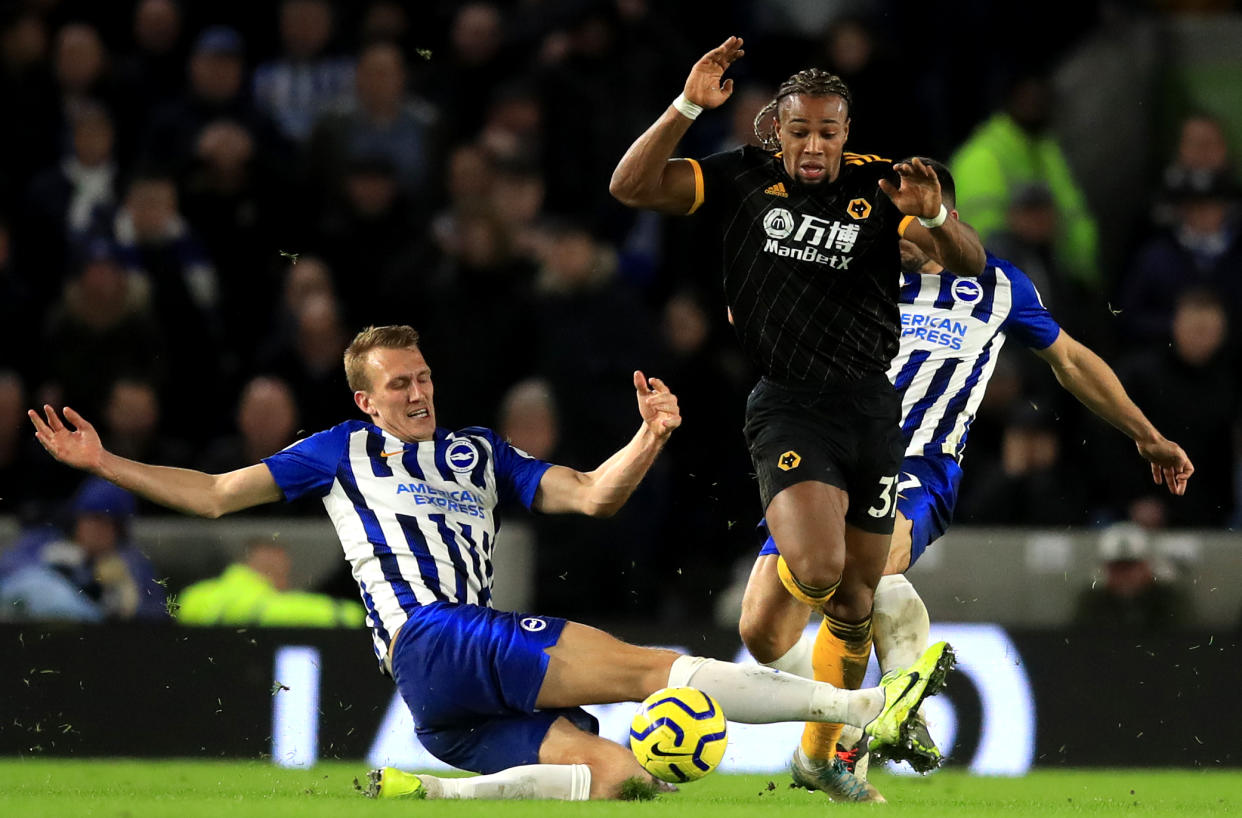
0, 0, 1240, 625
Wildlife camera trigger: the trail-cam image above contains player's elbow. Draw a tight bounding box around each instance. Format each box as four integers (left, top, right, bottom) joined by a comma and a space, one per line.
609, 172, 642, 207
583, 499, 622, 519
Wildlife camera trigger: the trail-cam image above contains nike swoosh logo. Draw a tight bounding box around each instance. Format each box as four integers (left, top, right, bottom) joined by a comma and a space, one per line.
378, 450, 404, 458
895, 671, 921, 704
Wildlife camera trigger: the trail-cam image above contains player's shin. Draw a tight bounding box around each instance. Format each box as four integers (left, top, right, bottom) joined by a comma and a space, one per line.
801, 615, 872, 761
872, 574, 930, 673
666, 655, 883, 728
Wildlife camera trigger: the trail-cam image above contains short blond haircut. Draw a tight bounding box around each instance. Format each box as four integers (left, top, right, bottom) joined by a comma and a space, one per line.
344, 325, 421, 392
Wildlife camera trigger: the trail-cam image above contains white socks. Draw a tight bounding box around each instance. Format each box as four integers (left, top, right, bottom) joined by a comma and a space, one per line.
873, 574, 930, 673
667, 655, 883, 729
762, 574, 932, 751
417, 764, 591, 800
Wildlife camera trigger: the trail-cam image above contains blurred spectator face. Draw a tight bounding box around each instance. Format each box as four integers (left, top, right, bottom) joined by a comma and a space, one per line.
345, 167, 398, 217
1001, 424, 1059, 474
72, 105, 114, 166
730, 86, 771, 148
1171, 298, 1226, 366
1105, 558, 1155, 597
490, 171, 544, 227
1177, 197, 1230, 238
362, 1, 408, 43
247, 542, 292, 591
281, 0, 333, 60
356, 43, 405, 116
134, 0, 181, 55
0, 222, 11, 267
105, 379, 160, 440
195, 120, 254, 173
78, 257, 128, 309
283, 256, 334, 314
455, 211, 508, 269
1007, 76, 1052, 134
825, 19, 873, 74
499, 379, 558, 460
1007, 201, 1058, 246
1176, 116, 1229, 172
55, 24, 105, 94
0, 372, 24, 450
446, 144, 494, 203
237, 377, 299, 456
190, 50, 243, 103
543, 228, 596, 287
481, 92, 541, 159
452, 3, 501, 65
663, 294, 709, 355
2, 14, 47, 70
296, 293, 346, 367
74, 513, 120, 558
125, 178, 178, 240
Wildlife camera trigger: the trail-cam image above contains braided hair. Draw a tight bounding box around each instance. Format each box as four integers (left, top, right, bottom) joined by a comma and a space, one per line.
753, 68, 852, 152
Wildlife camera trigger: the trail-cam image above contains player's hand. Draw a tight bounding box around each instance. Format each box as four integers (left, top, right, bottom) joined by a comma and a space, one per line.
28, 405, 106, 474
682, 36, 744, 109
1137, 437, 1194, 496
634, 371, 681, 439
878, 157, 943, 219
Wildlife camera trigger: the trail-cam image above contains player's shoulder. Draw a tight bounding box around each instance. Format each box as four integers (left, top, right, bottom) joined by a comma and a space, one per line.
985, 252, 1040, 297
838, 152, 897, 189
288, 419, 368, 450
452, 425, 500, 446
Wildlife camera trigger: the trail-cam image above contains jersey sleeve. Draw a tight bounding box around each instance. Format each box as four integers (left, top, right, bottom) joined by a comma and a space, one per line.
994, 256, 1062, 350
684, 147, 746, 215
262, 423, 352, 501
478, 429, 553, 509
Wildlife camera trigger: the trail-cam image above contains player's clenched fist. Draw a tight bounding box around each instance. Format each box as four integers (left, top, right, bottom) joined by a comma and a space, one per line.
633, 370, 681, 437
682, 36, 744, 109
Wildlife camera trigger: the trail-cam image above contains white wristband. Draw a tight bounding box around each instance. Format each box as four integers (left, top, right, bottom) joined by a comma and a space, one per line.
672, 93, 703, 121
917, 203, 949, 229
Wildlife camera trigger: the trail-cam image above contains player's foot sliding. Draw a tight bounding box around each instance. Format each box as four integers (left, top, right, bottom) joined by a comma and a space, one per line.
790, 746, 885, 803
362, 764, 592, 800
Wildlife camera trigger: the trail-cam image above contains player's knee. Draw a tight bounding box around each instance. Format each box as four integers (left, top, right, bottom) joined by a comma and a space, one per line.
738, 612, 791, 664
875, 574, 927, 625
778, 551, 843, 600
631, 647, 682, 699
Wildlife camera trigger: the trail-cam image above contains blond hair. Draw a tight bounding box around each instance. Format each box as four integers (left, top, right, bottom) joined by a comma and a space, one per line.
344, 325, 421, 392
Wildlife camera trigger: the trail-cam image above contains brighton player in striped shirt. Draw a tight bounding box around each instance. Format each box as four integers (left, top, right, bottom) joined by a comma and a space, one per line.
738, 160, 1194, 797
30, 324, 954, 802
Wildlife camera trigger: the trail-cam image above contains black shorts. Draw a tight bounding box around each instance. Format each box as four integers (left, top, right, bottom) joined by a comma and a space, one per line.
743, 375, 903, 535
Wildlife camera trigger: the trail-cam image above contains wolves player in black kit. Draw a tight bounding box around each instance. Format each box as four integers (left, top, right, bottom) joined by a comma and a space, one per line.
611, 37, 985, 801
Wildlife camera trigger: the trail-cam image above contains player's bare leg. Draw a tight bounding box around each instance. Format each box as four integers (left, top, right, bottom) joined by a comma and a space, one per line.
739, 554, 813, 666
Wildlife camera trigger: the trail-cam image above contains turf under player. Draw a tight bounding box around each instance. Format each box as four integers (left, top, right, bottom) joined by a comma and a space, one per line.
610, 37, 986, 802
738, 160, 1195, 795
29, 325, 953, 802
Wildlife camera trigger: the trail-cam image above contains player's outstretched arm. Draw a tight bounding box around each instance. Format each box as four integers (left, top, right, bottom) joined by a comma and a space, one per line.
882, 158, 986, 276
533, 371, 681, 517
1034, 332, 1194, 495
29, 405, 284, 517
609, 36, 744, 214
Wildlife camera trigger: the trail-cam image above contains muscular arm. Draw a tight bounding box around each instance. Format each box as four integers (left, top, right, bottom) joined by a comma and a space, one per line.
1034, 331, 1194, 495
609, 36, 744, 214
533, 371, 680, 517
903, 215, 986, 277
29, 406, 283, 517
881, 158, 986, 276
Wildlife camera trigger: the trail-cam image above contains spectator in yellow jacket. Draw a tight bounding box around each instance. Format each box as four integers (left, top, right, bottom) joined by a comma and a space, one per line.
177, 538, 363, 626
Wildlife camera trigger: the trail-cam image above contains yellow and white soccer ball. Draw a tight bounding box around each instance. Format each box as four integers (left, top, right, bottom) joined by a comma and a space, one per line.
629, 686, 728, 783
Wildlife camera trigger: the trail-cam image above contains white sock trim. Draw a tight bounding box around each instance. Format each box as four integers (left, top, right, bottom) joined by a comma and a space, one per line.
762, 629, 815, 678
667, 654, 710, 688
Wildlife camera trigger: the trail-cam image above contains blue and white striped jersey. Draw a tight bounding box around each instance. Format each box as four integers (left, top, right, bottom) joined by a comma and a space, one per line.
263, 420, 552, 667
886, 253, 1062, 461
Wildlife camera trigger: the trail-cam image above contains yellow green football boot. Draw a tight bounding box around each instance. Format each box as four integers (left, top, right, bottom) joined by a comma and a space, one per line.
864, 640, 955, 772
362, 767, 427, 799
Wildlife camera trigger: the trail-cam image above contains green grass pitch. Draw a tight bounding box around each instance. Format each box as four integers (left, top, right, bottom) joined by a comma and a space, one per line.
1, 760, 1240, 817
